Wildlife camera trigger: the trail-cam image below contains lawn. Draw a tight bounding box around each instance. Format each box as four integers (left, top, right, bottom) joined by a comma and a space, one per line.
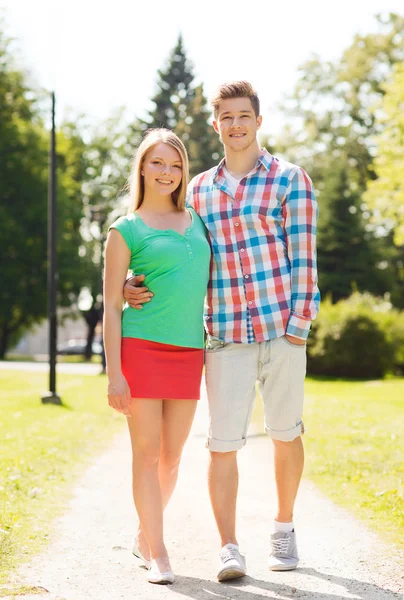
0, 370, 125, 586
254, 377, 404, 550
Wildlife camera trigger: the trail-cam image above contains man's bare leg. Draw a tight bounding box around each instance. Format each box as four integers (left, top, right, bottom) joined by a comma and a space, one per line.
208, 450, 239, 546
273, 437, 304, 523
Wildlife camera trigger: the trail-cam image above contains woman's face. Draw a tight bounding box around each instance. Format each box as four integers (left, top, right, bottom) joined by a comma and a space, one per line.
141, 142, 183, 197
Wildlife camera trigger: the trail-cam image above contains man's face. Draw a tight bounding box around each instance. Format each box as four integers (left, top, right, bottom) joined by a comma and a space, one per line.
213, 97, 262, 153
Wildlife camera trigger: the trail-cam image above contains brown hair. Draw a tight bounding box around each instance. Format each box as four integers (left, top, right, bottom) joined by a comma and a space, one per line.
128, 128, 189, 212
211, 81, 260, 118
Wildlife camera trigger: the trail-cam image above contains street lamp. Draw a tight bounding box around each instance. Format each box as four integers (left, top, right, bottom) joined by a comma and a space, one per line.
41, 91, 61, 405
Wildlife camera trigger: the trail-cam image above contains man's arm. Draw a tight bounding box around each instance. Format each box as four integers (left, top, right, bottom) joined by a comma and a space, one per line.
283, 167, 320, 342
123, 274, 153, 309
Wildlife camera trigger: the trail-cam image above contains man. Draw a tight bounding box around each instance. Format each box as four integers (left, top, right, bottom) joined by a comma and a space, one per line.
123, 81, 320, 581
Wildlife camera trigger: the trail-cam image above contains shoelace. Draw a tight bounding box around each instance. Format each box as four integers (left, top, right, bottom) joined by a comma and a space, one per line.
220, 547, 239, 563
271, 536, 291, 555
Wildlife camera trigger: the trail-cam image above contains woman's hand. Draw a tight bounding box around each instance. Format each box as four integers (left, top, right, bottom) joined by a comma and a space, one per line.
107, 374, 132, 417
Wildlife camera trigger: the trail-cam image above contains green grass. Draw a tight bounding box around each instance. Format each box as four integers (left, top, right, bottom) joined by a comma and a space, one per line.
0, 370, 124, 585
253, 377, 404, 550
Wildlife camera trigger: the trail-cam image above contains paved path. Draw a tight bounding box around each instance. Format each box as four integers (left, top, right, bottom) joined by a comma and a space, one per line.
12, 386, 404, 600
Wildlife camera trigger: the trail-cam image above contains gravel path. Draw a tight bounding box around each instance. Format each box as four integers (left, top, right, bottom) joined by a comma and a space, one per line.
11, 385, 404, 600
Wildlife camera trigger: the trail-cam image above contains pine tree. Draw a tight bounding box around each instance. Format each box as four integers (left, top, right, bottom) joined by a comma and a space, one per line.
145, 35, 222, 176
144, 34, 194, 130
317, 165, 389, 301
185, 84, 223, 177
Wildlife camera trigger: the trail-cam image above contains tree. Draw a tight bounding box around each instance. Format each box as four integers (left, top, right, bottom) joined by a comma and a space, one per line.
363, 62, 404, 307
78, 110, 144, 357
275, 13, 404, 303
0, 26, 90, 357
145, 34, 194, 131
316, 162, 384, 300
364, 62, 404, 245
184, 83, 223, 177
144, 34, 221, 176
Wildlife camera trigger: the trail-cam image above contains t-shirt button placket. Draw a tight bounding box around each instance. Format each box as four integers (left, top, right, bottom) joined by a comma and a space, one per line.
186, 239, 193, 260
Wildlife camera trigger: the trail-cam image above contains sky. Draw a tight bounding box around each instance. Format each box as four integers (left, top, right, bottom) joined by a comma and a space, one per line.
1, 0, 403, 136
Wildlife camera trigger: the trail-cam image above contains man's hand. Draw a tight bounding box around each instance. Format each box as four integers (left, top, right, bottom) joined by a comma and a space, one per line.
123, 274, 153, 309
285, 334, 306, 346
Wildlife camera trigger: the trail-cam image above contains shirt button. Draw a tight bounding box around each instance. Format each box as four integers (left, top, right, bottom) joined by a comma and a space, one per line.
248, 301, 252, 305
245, 275, 249, 279
240, 248, 245, 252
235, 223, 240, 226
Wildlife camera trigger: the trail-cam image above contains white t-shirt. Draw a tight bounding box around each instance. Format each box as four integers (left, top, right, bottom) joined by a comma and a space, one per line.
223, 166, 243, 196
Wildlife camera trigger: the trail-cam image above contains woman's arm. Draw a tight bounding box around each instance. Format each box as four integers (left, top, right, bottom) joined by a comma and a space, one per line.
103, 229, 132, 416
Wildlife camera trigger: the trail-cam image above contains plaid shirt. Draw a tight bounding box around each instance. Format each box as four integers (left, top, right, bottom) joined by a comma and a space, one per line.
187, 149, 320, 343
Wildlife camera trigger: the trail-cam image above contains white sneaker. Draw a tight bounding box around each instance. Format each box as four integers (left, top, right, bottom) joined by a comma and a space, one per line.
217, 543, 247, 582
132, 536, 151, 569
147, 559, 175, 585
268, 531, 299, 571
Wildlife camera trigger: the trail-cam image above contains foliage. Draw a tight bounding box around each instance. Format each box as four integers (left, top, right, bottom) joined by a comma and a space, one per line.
364, 61, 404, 247
78, 110, 143, 355
0, 28, 91, 357
276, 14, 404, 305
307, 292, 403, 378
143, 34, 222, 177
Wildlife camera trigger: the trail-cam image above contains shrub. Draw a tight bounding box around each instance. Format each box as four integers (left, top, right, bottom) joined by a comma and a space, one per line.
308, 293, 396, 378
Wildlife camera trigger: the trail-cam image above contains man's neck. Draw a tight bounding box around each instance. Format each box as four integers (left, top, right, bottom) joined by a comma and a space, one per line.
224, 141, 262, 178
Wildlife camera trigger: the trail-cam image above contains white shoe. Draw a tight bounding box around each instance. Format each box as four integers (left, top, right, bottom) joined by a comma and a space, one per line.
268, 531, 299, 571
217, 543, 247, 582
147, 559, 175, 584
132, 536, 151, 569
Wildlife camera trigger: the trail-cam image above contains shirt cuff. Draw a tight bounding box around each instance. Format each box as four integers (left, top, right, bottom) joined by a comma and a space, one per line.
286, 313, 312, 340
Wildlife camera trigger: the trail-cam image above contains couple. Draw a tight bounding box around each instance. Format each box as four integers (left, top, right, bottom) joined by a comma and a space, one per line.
103, 80, 320, 585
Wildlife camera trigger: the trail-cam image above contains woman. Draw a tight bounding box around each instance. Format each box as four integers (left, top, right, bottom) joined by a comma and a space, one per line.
103, 129, 210, 585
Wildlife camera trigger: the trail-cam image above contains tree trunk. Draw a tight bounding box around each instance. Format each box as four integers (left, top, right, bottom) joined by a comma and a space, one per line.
83, 305, 101, 361
0, 327, 10, 360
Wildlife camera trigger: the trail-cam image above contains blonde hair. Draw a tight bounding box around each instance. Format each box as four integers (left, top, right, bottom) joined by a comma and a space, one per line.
128, 128, 189, 212
211, 81, 260, 118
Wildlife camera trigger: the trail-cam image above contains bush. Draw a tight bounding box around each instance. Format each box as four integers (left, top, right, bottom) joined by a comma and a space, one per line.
376, 310, 404, 374
308, 293, 397, 378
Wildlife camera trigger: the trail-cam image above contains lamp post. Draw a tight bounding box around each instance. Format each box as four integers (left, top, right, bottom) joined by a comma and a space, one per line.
42, 91, 61, 405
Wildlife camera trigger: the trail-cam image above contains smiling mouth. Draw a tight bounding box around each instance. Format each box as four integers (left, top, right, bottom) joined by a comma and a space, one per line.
230, 133, 245, 138
156, 179, 173, 184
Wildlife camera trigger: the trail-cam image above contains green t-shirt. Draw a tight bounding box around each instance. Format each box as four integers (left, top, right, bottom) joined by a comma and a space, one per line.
109, 207, 211, 349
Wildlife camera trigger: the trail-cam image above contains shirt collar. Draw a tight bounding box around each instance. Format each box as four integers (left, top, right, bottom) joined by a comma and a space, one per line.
211, 148, 273, 185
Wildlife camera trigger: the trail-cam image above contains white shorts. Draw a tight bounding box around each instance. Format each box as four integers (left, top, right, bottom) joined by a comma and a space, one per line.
204, 336, 307, 452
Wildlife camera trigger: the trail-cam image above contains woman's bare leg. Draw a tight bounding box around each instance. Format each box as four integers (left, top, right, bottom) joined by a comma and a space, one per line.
127, 398, 168, 567
136, 399, 197, 563
159, 399, 198, 507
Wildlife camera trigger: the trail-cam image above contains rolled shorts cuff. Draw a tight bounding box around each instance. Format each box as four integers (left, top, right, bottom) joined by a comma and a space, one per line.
265, 421, 305, 442
205, 436, 246, 452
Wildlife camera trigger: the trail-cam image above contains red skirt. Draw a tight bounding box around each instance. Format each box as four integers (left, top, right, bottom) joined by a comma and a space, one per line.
121, 337, 204, 399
